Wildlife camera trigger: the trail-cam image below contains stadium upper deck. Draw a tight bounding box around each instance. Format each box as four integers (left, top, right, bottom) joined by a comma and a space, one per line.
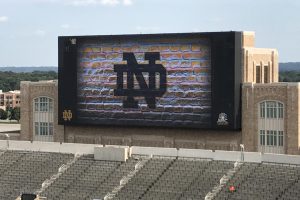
0, 140, 299, 200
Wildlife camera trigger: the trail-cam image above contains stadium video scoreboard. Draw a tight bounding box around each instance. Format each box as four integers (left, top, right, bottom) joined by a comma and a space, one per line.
58, 32, 242, 130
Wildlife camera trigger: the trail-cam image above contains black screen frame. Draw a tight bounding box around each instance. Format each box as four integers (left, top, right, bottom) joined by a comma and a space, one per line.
58, 32, 242, 130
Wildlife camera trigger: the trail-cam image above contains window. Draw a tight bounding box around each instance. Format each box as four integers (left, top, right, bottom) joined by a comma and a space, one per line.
33, 97, 54, 140
260, 101, 284, 119
260, 130, 265, 145
256, 65, 261, 83
259, 101, 284, 152
264, 66, 269, 83
34, 97, 53, 112
278, 103, 283, 118
260, 130, 283, 147
260, 103, 265, 118
267, 130, 273, 145
278, 131, 283, 146
273, 131, 277, 146
267, 101, 277, 118
35, 122, 53, 136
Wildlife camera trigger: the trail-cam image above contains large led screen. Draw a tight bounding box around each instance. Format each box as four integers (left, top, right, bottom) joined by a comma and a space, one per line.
77, 38, 211, 128
59, 32, 242, 130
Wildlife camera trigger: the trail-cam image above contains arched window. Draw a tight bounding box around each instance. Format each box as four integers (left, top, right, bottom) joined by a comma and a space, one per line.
33, 97, 54, 141
260, 101, 283, 119
258, 101, 284, 154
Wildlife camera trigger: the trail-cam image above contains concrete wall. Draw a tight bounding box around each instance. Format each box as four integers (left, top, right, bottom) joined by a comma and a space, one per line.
94, 146, 129, 162
0, 140, 100, 154
1, 140, 300, 164
63, 125, 241, 151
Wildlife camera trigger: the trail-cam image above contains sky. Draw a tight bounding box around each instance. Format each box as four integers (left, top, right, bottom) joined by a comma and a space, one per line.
0, 0, 299, 66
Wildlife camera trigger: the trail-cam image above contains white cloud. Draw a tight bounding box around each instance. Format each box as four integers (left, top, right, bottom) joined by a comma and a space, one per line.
69, 0, 98, 6
0, 16, 8, 23
34, 29, 46, 37
101, 0, 119, 6
123, 0, 132, 6
61, 24, 71, 29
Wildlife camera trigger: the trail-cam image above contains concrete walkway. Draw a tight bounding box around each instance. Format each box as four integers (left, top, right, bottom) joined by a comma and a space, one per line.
0, 123, 20, 133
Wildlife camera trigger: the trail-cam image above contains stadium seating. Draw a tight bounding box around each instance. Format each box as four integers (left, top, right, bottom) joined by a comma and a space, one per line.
0, 150, 72, 200
214, 162, 300, 200
1, 149, 300, 200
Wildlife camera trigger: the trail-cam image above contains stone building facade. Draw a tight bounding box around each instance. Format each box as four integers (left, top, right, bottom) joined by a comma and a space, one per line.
242, 83, 300, 154
20, 81, 64, 142
19, 32, 300, 154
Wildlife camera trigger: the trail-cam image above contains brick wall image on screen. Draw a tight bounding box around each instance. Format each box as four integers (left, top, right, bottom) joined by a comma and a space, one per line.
77, 38, 211, 128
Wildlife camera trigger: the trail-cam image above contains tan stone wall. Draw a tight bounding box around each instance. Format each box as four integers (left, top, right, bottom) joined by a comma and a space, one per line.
20, 81, 62, 141
20, 82, 30, 140
64, 125, 241, 151
20, 81, 241, 151
242, 31, 255, 48
242, 48, 278, 83
286, 84, 300, 154
242, 83, 300, 154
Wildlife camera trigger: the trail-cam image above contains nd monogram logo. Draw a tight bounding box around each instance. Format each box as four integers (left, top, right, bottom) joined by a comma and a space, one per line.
63, 110, 73, 121
114, 52, 167, 109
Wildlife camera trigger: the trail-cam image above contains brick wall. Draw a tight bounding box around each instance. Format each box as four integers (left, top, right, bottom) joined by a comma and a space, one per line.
77, 38, 211, 128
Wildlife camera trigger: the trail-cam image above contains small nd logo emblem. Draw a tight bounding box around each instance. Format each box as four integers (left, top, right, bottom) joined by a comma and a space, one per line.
63, 110, 72, 121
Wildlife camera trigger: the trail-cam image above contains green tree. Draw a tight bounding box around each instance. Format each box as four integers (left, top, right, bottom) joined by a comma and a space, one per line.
279, 71, 300, 82
6, 107, 12, 121
9, 107, 20, 121
0, 70, 57, 92
0, 109, 7, 120
11, 107, 20, 122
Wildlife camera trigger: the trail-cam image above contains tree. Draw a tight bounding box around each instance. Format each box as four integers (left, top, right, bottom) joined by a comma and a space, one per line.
9, 107, 20, 122
6, 107, 12, 121
0, 70, 57, 92
0, 109, 7, 120
14, 107, 20, 122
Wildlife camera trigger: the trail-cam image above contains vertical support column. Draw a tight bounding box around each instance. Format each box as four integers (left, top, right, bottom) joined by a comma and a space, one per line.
242, 83, 256, 152
272, 50, 279, 82
20, 82, 31, 141
286, 84, 299, 154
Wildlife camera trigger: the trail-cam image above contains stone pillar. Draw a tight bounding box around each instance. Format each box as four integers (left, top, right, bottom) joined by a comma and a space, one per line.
286, 84, 300, 154
20, 82, 31, 140
241, 83, 257, 152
